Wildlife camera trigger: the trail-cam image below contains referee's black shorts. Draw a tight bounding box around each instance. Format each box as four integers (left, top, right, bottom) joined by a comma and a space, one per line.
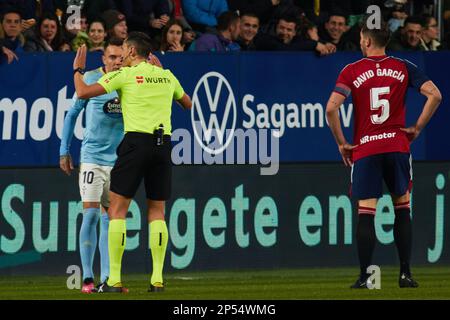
110, 132, 172, 200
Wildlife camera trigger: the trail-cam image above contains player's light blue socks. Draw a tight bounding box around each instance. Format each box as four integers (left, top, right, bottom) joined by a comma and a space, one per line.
99, 212, 110, 283
79, 207, 100, 281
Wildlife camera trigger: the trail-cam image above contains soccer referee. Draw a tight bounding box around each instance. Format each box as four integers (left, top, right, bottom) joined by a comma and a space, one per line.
73, 32, 192, 293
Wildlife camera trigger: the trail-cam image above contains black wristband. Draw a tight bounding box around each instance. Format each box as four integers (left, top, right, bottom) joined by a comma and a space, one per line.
74, 67, 85, 75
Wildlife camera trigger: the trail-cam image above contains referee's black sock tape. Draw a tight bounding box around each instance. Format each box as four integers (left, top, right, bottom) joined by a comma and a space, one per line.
394, 207, 412, 276
356, 213, 376, 279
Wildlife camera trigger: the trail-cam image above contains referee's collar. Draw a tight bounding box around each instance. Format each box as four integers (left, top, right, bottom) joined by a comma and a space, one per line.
133, 60, 147, 67
96, 66, 106, 75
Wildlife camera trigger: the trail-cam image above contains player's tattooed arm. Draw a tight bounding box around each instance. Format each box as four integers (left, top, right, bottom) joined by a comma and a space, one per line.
417, 80, 442, 130
326, 92, 347, 145
420, 80, 442, 103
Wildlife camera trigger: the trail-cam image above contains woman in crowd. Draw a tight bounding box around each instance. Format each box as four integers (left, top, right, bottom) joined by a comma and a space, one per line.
88, 19, 107, 51
160, 19, 185, 53
24, 13, 66, 52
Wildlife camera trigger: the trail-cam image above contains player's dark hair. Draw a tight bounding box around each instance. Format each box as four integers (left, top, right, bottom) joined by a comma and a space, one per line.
404, 16, 425, 28
125, 31, 154, 57
217, 11, 240, 32
361, 18, 391, 48
104, 37, 123, 49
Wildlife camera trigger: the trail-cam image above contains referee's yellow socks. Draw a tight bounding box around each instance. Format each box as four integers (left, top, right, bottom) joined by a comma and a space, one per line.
149, 220, 168, 285
107, 219, 126, 286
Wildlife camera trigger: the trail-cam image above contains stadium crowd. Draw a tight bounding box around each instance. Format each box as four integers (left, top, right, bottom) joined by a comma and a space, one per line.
0, 0, 449, 63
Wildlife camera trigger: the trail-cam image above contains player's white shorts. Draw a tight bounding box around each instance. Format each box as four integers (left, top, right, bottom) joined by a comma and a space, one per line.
79, 163, 113, 207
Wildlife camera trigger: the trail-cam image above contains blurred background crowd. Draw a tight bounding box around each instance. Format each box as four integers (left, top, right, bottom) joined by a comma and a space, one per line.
0, 0, 449, 64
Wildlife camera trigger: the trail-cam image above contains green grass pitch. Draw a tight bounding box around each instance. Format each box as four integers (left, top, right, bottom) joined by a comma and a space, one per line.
1, 266, 450, 300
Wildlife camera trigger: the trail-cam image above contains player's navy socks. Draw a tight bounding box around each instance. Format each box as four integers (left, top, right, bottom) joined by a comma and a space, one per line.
99, 212, 110, 283
356, 209, 376, 279
394, 203, 412, 276
79, 207, 100, 280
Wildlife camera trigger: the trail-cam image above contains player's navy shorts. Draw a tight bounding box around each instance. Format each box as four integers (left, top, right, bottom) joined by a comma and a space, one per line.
351, 152, 412, 200
110, 132, 172, 200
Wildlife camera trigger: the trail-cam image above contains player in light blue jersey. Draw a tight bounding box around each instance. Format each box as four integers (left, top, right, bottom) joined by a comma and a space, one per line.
60, 38, 124, 293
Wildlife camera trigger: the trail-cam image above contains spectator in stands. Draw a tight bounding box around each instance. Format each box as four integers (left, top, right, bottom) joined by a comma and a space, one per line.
300, 19, 319, 42
0, 6, 22, 63
189, 10, 240, 52
318, 12, 356, 51
384, 0, 409, 33
87, 19, 106, 51
254, 15, 287, 50
62, 11, 88, 50
419, 14, 442, 51
181, 28, 195, 49
101, 9, 127, 40
24, 12, 66, 51
259, 1, 303, 36
228, 0, 281, 27
168, 0, 190, 28
113, 0, 170, 37
299, 18, 336, 54
1, 7, 24, 52
0, 0, 55, 20
236, 12, 259, 51
59, 38, 71, 51
388, 16, 424, 51
183, 0, 228, 33
55, 0, 116, 23
160, 19, 185, 52
254, 15, 332, 55
167, 0, 196, 48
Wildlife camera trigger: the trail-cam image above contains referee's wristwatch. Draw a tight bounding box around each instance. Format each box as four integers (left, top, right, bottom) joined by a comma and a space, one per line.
73, 67, 85, 75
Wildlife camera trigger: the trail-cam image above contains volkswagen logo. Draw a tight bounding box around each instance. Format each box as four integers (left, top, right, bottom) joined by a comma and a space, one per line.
191, 72, 237, 155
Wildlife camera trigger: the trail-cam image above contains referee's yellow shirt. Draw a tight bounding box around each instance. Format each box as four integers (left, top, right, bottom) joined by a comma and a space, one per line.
98, 61, 185, 135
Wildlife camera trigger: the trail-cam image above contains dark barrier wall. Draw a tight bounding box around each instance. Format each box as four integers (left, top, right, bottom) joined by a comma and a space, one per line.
0, 51, 449, 166
0, 163, 448, 275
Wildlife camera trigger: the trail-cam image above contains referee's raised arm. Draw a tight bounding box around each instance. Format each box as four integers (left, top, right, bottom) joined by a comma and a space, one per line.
73, 45, 107, 99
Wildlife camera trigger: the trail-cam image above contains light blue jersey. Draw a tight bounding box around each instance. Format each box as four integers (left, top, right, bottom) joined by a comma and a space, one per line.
60, 67, 124, 166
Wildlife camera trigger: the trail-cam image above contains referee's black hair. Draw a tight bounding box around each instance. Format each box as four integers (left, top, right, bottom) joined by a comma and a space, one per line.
125, 31, 154, 58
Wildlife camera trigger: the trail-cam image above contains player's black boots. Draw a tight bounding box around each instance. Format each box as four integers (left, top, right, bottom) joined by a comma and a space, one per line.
399, 273, 419, 288
148, 282, 164, 292
97, 281, 129, 293
350, 273, 419, 288
350, 276, 370, 289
